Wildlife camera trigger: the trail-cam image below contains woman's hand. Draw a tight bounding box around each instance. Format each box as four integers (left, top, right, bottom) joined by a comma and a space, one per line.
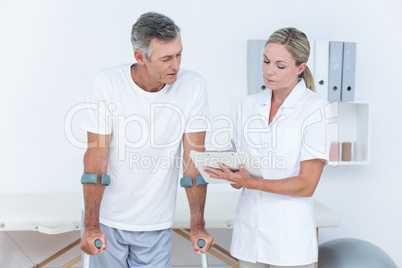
230, 183, 243, 189
204, 162, 260, 190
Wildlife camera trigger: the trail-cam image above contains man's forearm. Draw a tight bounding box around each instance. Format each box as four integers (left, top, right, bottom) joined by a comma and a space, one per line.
182, 132, 207, 228
181, 132, 214, 252
184, 180, 207, 228
83, 180, 106, 229
83, 147, 108, 229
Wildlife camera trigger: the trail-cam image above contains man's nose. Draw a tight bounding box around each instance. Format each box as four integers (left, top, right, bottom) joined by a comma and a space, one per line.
171, 57, 181, 71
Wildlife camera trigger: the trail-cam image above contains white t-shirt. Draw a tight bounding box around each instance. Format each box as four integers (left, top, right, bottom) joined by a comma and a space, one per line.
230, 79, 332, 266
81, 64, 209, 231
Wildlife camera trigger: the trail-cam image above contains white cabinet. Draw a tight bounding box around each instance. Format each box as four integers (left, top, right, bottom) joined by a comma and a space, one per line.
311, 40, 370, 166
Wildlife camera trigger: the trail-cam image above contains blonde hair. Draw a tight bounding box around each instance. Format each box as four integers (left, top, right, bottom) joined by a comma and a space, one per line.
266, 27, 315, 92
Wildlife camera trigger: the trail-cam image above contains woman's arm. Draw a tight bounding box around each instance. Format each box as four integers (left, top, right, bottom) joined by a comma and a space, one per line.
204, 158, 325, 197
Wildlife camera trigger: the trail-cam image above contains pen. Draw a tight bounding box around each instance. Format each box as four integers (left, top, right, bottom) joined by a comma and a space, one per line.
231, 139, 237, 152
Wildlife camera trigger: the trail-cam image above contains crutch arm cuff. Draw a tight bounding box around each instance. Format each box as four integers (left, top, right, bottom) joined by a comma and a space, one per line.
81, 173, 110, 186
180, 176, 193, 187
196, 175, 208, 185
101, 174, 110, 186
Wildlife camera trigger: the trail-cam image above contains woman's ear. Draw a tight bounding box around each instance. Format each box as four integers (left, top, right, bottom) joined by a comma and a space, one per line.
297, 62, 307, 75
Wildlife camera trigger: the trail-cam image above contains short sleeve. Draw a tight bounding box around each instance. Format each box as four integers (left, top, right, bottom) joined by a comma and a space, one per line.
300, 101, 333, 162
184, 75, 210, 133
80, 78, 113, 135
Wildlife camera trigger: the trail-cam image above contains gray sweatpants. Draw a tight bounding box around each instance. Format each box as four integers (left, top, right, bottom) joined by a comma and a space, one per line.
81, 214, 172, 267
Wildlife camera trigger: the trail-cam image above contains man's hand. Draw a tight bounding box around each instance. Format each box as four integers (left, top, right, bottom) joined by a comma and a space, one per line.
80, 227, 107, 255
190, 225, 215, 254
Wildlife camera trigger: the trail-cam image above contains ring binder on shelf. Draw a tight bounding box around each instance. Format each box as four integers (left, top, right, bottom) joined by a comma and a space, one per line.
247, 40, 267, 95
328, 41, 344, 102
313, 40, 329, 100
341, 42, 357, 101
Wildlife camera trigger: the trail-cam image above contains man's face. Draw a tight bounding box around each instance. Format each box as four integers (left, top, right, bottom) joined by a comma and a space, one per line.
144, 34, 183, 85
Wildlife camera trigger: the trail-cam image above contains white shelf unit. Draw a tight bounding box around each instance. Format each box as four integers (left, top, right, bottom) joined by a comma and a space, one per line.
328, 100, 370, 166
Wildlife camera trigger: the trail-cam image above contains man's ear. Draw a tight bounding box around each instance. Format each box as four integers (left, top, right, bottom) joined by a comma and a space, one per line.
297, 62, 307, 75
134, 49, 147, 65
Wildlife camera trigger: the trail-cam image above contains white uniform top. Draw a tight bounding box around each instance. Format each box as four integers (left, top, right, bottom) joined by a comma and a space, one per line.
230, 79, 332, 266
81, 64, 209, 231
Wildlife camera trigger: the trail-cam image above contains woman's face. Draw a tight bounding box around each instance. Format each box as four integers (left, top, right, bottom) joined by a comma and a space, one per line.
262, 42, 305, 93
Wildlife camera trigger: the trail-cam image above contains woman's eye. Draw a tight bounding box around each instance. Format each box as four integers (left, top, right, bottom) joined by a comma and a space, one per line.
278, 66, 285, 69
264, 60, 270, 64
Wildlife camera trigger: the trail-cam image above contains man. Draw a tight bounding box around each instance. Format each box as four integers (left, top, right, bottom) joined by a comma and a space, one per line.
79, 11, 214, 267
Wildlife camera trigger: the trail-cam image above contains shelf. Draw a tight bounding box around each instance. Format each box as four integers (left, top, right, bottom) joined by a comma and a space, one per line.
329, 101, 371, 165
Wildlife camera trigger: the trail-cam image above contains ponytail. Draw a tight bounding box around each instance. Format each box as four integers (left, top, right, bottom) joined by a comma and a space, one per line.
300, 65, 315, 92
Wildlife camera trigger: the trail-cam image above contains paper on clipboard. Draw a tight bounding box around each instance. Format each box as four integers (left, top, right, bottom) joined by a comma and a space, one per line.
190, 151, 263, 184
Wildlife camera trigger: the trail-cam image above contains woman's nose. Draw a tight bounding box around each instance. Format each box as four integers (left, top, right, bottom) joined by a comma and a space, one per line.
264, 64, 274, 76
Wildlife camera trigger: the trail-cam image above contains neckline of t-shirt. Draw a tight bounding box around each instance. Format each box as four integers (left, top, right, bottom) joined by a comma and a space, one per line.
126, 64, 170, 97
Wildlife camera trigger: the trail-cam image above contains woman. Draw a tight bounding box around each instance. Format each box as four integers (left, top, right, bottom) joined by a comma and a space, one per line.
205, 28, 331, 268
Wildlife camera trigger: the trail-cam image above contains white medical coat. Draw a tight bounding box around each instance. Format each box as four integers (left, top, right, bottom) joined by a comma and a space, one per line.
230, 80, 332, 266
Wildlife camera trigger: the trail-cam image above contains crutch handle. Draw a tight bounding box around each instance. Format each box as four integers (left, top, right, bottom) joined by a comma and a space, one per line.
94, 239, 102, 249
197, 239, 205, 248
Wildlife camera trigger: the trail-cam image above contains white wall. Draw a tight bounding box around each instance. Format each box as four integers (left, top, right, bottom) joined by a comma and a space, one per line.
1, 0, 402, 266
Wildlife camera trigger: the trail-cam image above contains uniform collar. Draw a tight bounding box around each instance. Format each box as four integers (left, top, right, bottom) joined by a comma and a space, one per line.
280, 78, 307, 109
258, 90, 272, 119
259, 79, 307, 108
258, 79, 307, 123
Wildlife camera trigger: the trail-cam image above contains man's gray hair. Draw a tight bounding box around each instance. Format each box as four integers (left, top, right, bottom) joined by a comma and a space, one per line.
131, 12, 180, 60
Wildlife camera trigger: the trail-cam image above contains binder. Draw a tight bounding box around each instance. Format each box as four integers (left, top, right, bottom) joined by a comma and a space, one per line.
247, 40, 267, 95
328, 41, 343, 101
341, 42, 356, 101
313, 40, 329, 100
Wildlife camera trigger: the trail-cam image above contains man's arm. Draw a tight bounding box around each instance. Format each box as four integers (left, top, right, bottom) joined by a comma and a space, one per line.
80, 132, 110, 255
182, 131, 215, 254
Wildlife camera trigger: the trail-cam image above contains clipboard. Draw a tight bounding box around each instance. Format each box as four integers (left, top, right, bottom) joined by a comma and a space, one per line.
190, 151, 263, 184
